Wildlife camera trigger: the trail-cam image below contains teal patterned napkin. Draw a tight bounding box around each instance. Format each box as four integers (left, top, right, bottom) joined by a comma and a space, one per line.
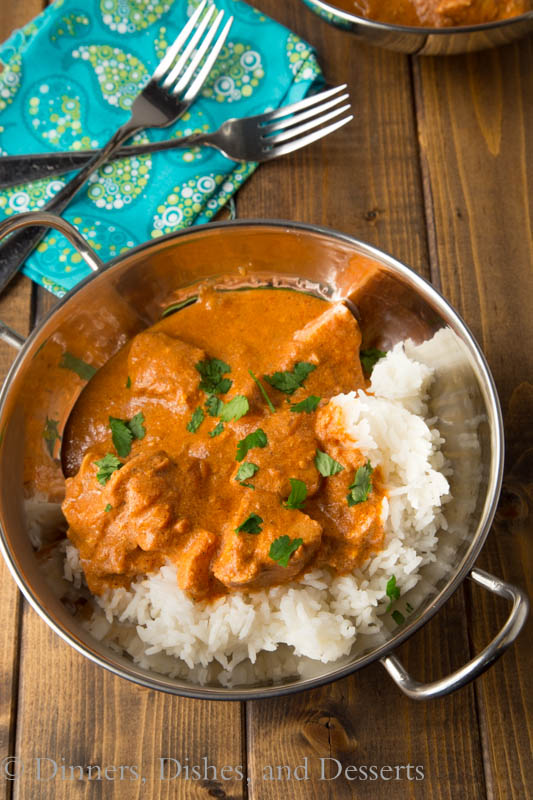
0, 0, 322, 296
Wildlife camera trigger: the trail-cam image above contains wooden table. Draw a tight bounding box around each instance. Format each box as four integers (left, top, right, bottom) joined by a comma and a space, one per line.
0, 2, 531, 798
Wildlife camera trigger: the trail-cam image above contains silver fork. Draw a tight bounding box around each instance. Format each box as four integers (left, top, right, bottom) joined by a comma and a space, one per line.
0, 86, 353, 185
0, 0, 233, 294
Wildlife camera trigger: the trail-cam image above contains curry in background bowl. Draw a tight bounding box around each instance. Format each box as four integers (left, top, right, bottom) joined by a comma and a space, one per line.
331, 0, 531, 27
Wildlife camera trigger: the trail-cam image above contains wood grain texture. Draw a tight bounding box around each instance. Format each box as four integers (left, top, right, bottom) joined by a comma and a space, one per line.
14, 603, 245, 800
414, 39, 533, 800
0, 5, 46, 800
239, 3, 431, 275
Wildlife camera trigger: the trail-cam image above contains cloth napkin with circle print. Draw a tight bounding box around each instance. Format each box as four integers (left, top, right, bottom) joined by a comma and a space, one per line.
0, 0, 322, 296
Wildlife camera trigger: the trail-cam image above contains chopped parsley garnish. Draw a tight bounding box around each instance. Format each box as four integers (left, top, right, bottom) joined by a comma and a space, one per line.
346, 460, 373, 506
235, 462, 259, 488
59, 352, 97, 381
392, 610, 405, 625
109, 413, 146, 458
209, 422, 224, 438
195, 358, 232, 395
290, 395, 321, 414
219, 395, 249, 422
43, 417, 61, 457
283, 478, 307, 510
360, 348, 387, 375
235, 513, 263, 535
386, 575, 401, 612
205, 395, 222, 417
269, 535, 303, 567
104, 504, 113, 513
315, 450, 344, 477
236, 428, 268, 462
264, 362, 316, 395
187, 407, 205, 434
248, 369, 275, 413
125, 376, 131, 389
94, 453, 122, 485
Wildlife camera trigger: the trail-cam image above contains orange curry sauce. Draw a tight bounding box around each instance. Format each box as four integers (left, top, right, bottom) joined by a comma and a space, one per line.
61, 288, 385, 601
332, 0, 530, 26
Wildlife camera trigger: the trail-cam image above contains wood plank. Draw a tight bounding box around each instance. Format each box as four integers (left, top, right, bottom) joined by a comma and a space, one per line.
14, 602, 245, 799
243, 3, 486, 798
0, 2, 45, 797
413, 39, 533, 800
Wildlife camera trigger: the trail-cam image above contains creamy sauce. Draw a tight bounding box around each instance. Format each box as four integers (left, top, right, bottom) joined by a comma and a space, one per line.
61, 288, 385, 601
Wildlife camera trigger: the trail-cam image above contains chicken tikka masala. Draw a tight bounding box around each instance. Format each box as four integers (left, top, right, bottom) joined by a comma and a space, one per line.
332, 0, 530, 26
62, 288, 386, 602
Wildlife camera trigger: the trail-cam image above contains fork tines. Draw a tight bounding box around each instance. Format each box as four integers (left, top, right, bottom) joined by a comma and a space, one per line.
151, 0, 233, 102
260, 85, 353, 158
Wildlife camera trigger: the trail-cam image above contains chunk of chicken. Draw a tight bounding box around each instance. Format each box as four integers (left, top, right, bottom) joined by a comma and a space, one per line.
173, 528, 219, 601
127, 331, 204, 410
212, 492, 322, 590
272, 303, 365, 399
62, 449, 203, 593
231, 409, 320, 498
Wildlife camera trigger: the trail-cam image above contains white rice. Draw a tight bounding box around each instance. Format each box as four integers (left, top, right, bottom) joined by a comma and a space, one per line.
60, 340, 453, 684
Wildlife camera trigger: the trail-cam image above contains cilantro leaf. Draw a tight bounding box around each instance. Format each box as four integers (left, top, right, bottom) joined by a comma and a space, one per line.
360, 348, 387, 375
205, 395, 222, 417
263, 362, 316, 395
347, 460, 373, 506
290, 395, 321, 414
195, 358, 232, 395
125, 376, 131, 389
187, 407, 205, 433
219, 395, 249, 422
386, 575, 401, 612
248, 370, 275, 413
104, 504, 113, 513
43, 417, 61, 458
209, 422, 224, 438
109, 413, 146, 458
269, 535, 303, 567
235, 513, 263, 534
59, 352, 97, 381
94, 454, 123, 485
283, 478, 307, 510
315, 450, 344, 477
392, 610, 405, 625
109, 417, 133, 458
236, 428, 268, 462
128, 412, 146, 440
235, 462, 259, 483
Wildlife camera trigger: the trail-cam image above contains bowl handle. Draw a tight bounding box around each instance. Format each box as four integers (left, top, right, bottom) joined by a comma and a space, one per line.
380, 568, 529, 699
0, 211, 104, 350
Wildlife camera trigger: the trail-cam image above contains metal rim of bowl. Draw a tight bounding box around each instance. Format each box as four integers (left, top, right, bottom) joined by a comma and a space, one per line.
0, 218, 504, 700
301, 0, 533, 35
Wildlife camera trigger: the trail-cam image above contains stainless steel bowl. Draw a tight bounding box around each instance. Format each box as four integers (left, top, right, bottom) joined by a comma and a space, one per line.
0, 211, 528, 700
300, 0, 533, 54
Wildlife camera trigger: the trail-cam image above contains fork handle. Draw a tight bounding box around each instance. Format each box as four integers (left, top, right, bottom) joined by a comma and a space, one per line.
0, 133, 210, 188
0, 122, 142, 294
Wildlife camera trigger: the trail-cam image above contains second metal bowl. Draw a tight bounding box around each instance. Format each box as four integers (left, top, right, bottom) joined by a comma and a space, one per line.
300, 0, 533, 54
